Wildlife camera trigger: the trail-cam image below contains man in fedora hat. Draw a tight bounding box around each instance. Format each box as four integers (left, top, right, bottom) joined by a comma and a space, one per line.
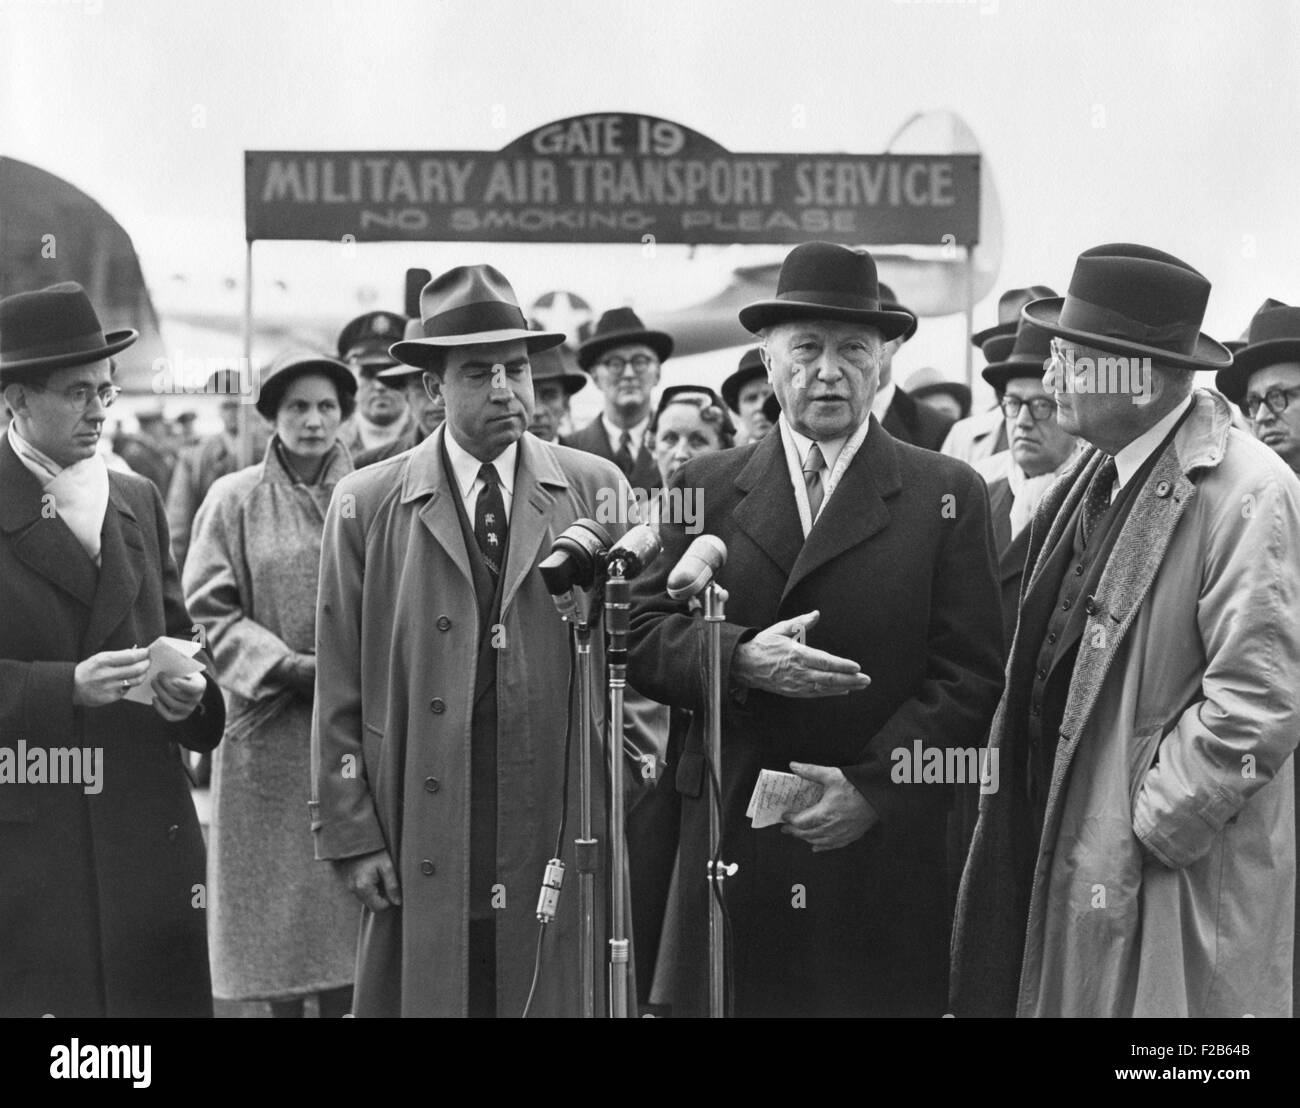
1217, 302, 1300, 477
942, 285, 1058, 464
525, 334, 587, 444
312, 263, 652, 1017
352, 317, 447, 469
0, 281, 225, 1016
952, 245, 1300, 1018
566, 307, 671, 494
870, 281, 954, 451
336, 309, 414, 457
721, 347, 774, 445
628, 241, 1005, 1017
906, 366, 972, 425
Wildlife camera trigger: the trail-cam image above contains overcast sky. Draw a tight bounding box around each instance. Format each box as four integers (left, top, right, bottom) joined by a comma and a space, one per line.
2, 0, 1297, 405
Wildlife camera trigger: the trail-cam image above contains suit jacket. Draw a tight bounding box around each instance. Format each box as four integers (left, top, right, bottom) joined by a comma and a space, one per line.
986, 475, 1034, 642
883, 387, 956, 452
0, 433, 225, 1017
627, 418, 1005, 1016
563, 416, 661, 495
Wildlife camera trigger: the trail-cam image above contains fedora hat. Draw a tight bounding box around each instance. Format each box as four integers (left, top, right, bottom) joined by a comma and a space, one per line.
0, 281, 138, 384
254, 349, 357, 420
980, 332, 1017, 366
577, 307, 673, 372
982, 317, 1055, 392
1215, 303, 1300, 403
970, 285, 1057, 349
1024, 244, 1230, 371
527, 327, 588, 395
738, 242, 914, 341
877, 281, 918, 342
390, 264, 564, 371
906, 366, 970, 418
1223, 297, 1287, 356
721, 347, 767, 413
377, 317, 432, 381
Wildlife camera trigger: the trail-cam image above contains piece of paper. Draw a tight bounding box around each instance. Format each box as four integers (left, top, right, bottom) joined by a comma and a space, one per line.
123, 636, 204, 704
746, 769, 824, 829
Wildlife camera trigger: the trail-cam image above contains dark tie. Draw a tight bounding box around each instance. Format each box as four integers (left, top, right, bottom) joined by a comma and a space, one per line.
1081, 455, 1118, 546
613, 430, 635, 477
803, 443, 826, 520
474, 463, 507, 577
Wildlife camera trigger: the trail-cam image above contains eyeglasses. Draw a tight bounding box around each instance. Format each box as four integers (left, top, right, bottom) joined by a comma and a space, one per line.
31, 383, 122, 410
1242, 385, 1300, 419
1000, 395, 1057, 421
599, 355, 656, 375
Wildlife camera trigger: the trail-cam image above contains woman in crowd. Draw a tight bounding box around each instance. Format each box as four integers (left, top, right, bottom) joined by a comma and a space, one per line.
184, 351, 359, 1018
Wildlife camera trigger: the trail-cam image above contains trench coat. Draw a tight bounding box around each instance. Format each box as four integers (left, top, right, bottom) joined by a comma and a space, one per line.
952, 389, 1300, 1017
0, 433, 225, 1017
184, 438, 359, 1000
627, 418, 1006, 1017
312, 427, 647, 1017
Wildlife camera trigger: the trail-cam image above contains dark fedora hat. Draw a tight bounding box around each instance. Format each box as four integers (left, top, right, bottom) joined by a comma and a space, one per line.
390, 264, 564, 371
254, 349, 357, 420
576, 307, 673, 372
971, 285, 1057, 349
0, 281, 138, 383
877, 281, 918, 342
980, 332, 1017, 366
1215, 304, 1300, 403
981, 317, 1055, 392
1024, 244, 1230, 371
906, 367, 970, 418
1223, 297, 1287, 356
528, 328, 588, 395
739, 242, 914, 341
721, 347, 768, 413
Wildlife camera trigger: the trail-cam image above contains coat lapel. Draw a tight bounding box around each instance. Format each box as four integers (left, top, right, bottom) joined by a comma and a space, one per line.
730, 432, 804, 581
0, 434, 98, 607
783, 419, 898, 602
402, 427, 473, 588
83, 480, 145, 651
499, 435, 568, 616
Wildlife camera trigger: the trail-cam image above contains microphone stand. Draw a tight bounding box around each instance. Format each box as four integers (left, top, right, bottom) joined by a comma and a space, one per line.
603, 568, 632, 1019
703, 580, 735, 1018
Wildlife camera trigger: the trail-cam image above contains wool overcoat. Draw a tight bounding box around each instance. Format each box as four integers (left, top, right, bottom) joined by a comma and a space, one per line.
952, 390, 1300, 1017
0, 433, 224, 1017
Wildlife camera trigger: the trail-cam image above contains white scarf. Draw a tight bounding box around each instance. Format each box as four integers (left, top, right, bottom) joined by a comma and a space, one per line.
1006, 447, 1082, 539
8, 423, 110, 565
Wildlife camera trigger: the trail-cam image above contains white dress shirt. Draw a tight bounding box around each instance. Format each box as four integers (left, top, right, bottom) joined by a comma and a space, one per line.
601, 414, 649, 460
443, 428, 518, 521
778, 412, 872, 538
1111, 394, 1193, 503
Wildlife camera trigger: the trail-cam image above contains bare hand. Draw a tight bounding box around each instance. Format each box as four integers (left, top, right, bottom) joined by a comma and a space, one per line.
73, 647, 150, 708
153, 670, 207, 722
782, 762, 879, 852
335, 849, 402, 912
732, 611, 870, 698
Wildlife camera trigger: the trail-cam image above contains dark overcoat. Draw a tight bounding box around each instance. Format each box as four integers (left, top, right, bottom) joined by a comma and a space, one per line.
883, 387, 955, 452
563, 417, 661, 496
0, 433, 224, 1017
628, 418, 1005, 1017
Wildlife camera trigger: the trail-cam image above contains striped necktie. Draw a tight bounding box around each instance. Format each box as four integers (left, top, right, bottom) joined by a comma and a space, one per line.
803, 443, 826, 520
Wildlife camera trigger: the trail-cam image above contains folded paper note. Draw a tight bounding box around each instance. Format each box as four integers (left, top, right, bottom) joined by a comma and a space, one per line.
124, 636, 204, 705
746, 769, 824, 829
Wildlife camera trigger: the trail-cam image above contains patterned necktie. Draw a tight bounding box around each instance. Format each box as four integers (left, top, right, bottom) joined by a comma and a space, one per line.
474, 463, 507, 577
613, 430, 635, 477
803, 443, 826, 520
1081, 455, 1118, 546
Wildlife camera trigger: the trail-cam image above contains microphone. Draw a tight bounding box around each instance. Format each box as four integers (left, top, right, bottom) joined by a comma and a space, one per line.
604, 523, 661, 580
666, 535, 727, 601
539, 519, 612, 595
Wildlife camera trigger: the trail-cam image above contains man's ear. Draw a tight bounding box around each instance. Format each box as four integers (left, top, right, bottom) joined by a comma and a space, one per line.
422, 370, 443, 402
2, 382, 30, 417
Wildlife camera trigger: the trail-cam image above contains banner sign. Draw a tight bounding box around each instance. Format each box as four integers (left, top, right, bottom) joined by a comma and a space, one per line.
246, 113, 979, 246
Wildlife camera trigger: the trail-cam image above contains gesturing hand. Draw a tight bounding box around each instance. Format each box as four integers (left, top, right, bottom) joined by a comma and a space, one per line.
732, 611, 871, 698
335, 849, 402, 913
781, 762, 879, 852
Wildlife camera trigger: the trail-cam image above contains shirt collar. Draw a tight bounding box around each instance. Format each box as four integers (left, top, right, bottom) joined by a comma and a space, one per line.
601, 413, 648, 453
1114, 394, 1193, 492
781, 418, 850, 478
443, 426, 518, 500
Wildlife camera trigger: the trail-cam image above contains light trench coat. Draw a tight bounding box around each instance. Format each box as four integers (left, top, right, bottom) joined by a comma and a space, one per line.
953, 389, 1300, 1017
312, 427, 652, 1017
185, 438, 359, 1000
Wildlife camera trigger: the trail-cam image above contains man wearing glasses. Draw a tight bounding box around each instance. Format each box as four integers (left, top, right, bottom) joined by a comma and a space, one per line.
0, 282, 224, 1016
566, 307, 671, 495
953, 245, 1300, 1019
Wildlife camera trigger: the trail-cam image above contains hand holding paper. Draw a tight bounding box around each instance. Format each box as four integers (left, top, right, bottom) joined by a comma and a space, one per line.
746, 768, 825, 829
123, 636, 205, 709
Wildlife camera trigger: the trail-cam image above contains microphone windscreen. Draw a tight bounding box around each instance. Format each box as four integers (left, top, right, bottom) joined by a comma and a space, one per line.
666, 535, 727, 600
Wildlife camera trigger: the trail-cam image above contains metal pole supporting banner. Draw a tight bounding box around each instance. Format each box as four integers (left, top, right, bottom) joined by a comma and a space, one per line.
964, 244, 976, 391
238, 239, 254, 469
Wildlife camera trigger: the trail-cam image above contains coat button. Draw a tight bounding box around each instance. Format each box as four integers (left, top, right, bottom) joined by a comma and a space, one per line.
167, 824, 179, 840
429, 698, 446, 714
1047, 632, 1057, 644
1030, 705, 1041, 717
1073, 564, 1083, 576
424, 776, 440, 793
436, 616, 451, 631
1036, 668, 1046, 679
1084, 596, 1098, 615
1155, 480, 1172, 498
1061, 598, 1071, 611
421, 859, 436, 876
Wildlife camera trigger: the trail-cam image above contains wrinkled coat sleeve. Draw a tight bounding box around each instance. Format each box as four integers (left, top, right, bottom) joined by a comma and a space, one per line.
184, 477, 298, 703
310, 480, 387, 861
1133, 475, 1300, 867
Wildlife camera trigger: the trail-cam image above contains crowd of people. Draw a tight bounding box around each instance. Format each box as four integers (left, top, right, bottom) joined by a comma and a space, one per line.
1, 236, 1298, 1019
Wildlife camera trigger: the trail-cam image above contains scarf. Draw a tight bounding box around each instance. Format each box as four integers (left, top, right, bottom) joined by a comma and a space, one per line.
8, 423, 110, 565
